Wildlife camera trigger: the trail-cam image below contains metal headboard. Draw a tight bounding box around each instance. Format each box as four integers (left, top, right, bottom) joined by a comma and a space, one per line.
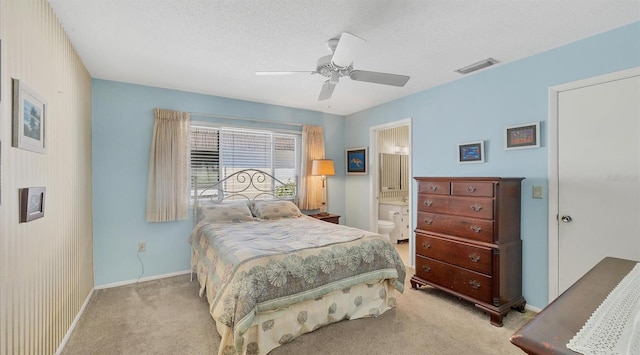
193, 169, 298, 224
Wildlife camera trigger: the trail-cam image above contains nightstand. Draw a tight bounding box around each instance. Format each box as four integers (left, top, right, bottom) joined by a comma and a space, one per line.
309, 213, 340, 224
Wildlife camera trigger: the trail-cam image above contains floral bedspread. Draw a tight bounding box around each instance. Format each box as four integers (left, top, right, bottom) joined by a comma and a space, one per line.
189, 215, 405, 352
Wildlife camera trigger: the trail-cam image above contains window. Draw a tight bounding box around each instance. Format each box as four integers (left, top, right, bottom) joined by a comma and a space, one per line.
190, 125, 299, 202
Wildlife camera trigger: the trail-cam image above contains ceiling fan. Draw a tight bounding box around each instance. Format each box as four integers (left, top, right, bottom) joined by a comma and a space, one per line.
256, 32, 410, 101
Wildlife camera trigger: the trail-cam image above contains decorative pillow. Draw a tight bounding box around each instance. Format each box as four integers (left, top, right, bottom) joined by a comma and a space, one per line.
198, 202, 254, 223
253, 200, 302, 220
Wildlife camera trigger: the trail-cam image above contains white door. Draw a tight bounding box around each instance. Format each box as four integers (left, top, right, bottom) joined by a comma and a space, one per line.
556, 72, 640, 294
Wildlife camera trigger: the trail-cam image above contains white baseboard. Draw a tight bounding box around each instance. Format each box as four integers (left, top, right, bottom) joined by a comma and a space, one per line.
55, 288, 94, 355
93, 270, 192, 290
524, 304, 542, 313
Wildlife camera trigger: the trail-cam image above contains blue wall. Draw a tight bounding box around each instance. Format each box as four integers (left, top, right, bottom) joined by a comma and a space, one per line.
92, 81, 345, 286
92, 23, 640, 307
344, 22, 640, 309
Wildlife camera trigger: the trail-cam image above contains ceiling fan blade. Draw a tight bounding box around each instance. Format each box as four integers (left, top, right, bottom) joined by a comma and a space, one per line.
349, 70, 410, 87
318, 80, 336, 101
255, 71, 316, 76
331, 32, 366, 68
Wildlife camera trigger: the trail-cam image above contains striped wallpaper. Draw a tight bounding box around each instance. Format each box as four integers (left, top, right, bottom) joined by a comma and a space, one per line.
0, 0, 94, 354
377, 125, 409, 200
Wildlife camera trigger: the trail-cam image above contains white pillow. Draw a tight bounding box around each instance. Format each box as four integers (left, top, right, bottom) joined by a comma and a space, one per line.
198, 202, 254, 223
253, 200, 302, 220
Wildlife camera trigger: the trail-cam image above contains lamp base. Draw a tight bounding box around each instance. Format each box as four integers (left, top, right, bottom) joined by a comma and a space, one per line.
319, 200, 328, 216
316, 212, 330, 217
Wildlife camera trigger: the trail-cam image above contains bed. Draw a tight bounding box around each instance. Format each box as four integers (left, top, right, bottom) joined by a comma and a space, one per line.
189, 169, 406, 355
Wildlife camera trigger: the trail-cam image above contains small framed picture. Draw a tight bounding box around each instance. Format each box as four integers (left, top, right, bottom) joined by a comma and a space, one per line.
346, 147, 368, 175
505, 122, 540, 150
13, 79, 47, 154
458, 141, 485, 164
19, 186, 46, 223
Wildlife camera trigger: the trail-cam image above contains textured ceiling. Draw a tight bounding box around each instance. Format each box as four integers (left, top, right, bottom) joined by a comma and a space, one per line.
48, 0, 640, 116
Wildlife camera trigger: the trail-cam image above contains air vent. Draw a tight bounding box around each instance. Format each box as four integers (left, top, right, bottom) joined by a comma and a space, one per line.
455, 58, 498, 74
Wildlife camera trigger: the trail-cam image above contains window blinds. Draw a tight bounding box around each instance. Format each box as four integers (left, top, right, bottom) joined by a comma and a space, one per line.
190, 127, 219, 197
190, 125, 298, 199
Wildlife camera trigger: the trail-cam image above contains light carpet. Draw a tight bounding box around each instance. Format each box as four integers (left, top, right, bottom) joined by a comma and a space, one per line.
61, 270, 535, 355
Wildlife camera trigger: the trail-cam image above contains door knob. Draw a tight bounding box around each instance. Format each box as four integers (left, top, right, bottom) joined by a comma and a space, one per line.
561, 215, 573, 223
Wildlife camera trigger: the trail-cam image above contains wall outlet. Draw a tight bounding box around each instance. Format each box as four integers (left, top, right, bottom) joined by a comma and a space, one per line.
138, 242, 146, 252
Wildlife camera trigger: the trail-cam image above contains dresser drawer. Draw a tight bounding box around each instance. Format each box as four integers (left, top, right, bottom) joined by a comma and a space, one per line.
449, 197, 494, 219
415, 255, 492, 304
415, 233, 492, 275
417, 212, 494, 243
418, 195, 493, 219
417, 194, 450, 213
418, 181, 450, 195
452, 181, 494, 197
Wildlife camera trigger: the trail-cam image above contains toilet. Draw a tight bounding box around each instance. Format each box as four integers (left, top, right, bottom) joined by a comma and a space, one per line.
377, 220, 396, 241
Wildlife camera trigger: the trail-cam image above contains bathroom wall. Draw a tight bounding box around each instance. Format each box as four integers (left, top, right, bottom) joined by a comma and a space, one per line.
377, 125, 409, 201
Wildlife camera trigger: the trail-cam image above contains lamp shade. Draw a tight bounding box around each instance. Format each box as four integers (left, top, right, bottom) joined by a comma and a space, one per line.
311, 159, 335, 176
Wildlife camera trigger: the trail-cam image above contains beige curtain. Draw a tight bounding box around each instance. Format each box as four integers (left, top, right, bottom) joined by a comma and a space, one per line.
146, 109, 190, 222
299, 125, 325, 210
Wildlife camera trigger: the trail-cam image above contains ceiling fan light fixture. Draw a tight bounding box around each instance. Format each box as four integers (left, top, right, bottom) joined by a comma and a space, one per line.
330, 71, 339, 84
455, 58, 498, 74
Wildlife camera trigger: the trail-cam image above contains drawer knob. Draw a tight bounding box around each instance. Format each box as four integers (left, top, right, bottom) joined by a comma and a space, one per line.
422, 265, 431, 273
422, 242, 431, 250
466, 185, 477, 193
424, 199, 433, 207
469, 280, 481, 290
470, 225, 482, 233
469, 253, 481, 263
428, 185, 438, 192
470, 203, 483, 212
424, 218, 433, 225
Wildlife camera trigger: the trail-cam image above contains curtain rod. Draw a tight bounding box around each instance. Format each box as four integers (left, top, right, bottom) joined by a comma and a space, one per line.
189, 111, 303, 128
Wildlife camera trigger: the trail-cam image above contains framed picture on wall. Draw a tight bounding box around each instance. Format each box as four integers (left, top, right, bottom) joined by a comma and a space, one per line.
505, 122, 540, 150
458, 141, 485, 164
19, 186, 46, 223
346, 147, 368, 175
12, 79, 47, 154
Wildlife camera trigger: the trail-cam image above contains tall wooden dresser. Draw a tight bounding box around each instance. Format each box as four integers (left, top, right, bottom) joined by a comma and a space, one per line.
411, 177, 525, 326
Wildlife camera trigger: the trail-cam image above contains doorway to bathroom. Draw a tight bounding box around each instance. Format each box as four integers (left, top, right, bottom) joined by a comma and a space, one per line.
369, 118, 412, 268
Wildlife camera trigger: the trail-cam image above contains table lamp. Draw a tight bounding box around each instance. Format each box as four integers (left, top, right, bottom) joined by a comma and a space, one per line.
311, 159, 335, 215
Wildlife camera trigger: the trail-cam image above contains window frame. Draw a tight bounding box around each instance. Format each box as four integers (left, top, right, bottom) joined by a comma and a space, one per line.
189, 121, 301, 206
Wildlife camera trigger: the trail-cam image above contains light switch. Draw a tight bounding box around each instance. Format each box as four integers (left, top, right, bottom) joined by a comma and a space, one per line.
532, 185, 543, 199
